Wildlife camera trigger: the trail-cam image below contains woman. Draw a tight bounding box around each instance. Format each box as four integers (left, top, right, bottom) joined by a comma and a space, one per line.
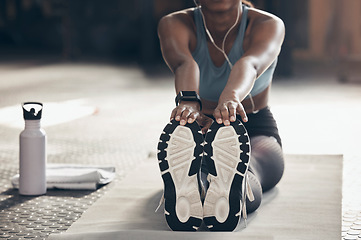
157, 0, 285, 232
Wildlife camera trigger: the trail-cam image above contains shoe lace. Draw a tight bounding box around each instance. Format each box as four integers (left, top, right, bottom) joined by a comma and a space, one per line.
241, 172, 255, 227
155, 191, 164, 213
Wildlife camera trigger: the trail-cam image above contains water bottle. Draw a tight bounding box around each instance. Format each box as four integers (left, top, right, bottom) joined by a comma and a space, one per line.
19, 102, 46, 195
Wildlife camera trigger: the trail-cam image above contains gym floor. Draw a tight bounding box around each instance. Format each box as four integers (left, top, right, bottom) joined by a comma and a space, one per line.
0, 57, 360, 239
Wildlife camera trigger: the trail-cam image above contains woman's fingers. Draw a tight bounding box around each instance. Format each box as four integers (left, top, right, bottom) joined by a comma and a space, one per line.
220, 105, 230, 125
171, 100, 247, 128
197, 114, 213, 134
179, 109, 191, 125
171, 102, 201, 125
227, 103, 237, 123
213, 108, 223, 124
236, 103, 248, 122
214, 103, 232, 126
174, 107, 184, 122
188, 111, 199, 123
214, 101, 248, 125
201, 117, 213, 134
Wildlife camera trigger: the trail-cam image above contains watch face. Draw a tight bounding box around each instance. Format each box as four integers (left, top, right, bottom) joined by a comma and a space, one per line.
183, 91, 197, 96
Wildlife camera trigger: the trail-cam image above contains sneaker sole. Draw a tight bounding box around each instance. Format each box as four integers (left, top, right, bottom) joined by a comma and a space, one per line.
157, 120, 204, 231
203, 120, 250, 231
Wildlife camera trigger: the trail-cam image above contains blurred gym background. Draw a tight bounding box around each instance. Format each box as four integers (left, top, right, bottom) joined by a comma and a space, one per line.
0, 0, 360, 79
0, 2, 361, 239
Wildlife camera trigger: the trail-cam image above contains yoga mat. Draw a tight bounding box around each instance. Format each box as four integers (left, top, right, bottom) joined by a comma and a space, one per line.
49, 154, 342, 240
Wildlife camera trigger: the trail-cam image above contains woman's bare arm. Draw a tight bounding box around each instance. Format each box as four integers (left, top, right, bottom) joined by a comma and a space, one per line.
158, 12, 199, 93
158, 12, 212, 130
214, 10, 285, 125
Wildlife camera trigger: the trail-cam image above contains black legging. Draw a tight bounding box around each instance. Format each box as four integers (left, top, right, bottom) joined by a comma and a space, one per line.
244, 135, 284, 213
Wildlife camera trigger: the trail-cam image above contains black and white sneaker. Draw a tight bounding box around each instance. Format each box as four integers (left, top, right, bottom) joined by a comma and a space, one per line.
157, 119, 204, 231
203, 119, 251, 231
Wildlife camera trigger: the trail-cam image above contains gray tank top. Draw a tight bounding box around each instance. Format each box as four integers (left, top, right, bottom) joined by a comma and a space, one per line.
192, 5, 277, 102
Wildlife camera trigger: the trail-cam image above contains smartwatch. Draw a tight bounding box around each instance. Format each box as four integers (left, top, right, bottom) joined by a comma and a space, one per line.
175, 91, 202, 110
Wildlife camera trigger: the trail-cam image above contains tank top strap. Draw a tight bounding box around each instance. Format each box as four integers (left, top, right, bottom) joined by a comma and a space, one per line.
193, 7, 206, 47
237, 5, 249, 53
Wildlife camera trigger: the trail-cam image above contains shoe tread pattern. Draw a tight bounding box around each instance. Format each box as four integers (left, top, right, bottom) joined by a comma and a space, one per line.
157, 119, 204, 231
203, 119, 250, 231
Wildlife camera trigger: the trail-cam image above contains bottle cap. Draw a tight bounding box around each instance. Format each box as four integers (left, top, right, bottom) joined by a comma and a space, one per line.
22, 102, 43, 120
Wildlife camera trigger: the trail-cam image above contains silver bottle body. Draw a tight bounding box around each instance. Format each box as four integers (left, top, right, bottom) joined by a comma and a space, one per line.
19, 120, 46, 195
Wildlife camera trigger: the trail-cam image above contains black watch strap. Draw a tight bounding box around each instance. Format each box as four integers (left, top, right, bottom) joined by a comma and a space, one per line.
175, 91, 202, 110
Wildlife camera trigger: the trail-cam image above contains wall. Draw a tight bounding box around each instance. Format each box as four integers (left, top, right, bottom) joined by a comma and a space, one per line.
294, 0, 361, 61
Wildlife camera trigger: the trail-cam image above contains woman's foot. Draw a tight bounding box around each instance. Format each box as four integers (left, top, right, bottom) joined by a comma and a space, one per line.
203, 119, 251, 231
157, 119, 204, 231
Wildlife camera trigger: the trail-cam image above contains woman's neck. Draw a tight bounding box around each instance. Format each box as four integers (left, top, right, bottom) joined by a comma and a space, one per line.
201, 5, 242, 41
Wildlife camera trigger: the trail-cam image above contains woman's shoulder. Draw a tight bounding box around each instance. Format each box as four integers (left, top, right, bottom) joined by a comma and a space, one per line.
243, 7, 285, 53
158, 8, 196, 33
247, 7, 284, 29
158, 8, 198, 50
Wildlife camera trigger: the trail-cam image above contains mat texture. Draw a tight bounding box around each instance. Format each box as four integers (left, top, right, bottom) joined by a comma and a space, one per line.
49, 154, 342, 240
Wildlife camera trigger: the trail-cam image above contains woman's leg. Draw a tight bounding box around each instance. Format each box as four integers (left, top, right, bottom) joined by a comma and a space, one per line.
245, 135, 284, 213
249, 135, 285, 193
245, 170, 262, 213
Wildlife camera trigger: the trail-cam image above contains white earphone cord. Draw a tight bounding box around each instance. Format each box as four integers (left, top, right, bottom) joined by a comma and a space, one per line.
195, 2, 257, 114
200, 5, 239, 70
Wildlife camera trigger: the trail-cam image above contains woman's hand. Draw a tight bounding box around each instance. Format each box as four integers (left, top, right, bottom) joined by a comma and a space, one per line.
170, 101, 213, 134
213, 95, 248, 126
171, 101, 200, 125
